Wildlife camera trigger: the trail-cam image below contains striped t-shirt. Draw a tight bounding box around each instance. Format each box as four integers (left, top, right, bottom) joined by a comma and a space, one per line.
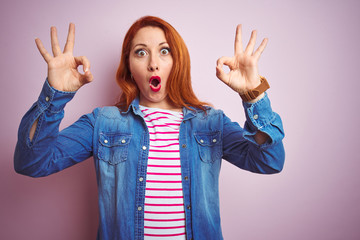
140, 105, 186, 240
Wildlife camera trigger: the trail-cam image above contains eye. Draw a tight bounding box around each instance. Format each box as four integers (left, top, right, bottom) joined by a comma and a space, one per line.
135, 49, 147, 57
160, 47, 171, 55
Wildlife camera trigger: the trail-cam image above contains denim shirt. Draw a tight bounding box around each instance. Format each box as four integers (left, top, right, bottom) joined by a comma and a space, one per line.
14, 80, 285, 240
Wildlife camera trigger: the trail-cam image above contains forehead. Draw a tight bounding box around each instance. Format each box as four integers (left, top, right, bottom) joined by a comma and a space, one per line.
131, 26, 167, 47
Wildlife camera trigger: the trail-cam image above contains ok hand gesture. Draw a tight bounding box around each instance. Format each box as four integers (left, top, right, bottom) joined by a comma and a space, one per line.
35, 23, 93, 92
216, 25, 267, 96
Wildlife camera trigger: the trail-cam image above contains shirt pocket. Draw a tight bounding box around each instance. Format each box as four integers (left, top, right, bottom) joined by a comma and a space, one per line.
98, 132, 132, 165
194, 131, 222, 164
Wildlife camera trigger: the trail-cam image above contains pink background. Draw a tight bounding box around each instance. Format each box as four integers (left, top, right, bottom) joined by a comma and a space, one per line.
1, 0, 359, 239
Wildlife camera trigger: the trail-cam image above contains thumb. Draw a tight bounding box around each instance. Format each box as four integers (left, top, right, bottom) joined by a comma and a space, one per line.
74, 56, 91, 73
216, 64, 227, 82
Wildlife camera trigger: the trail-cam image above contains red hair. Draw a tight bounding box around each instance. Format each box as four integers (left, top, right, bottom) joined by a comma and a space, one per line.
115, 16, 208, 111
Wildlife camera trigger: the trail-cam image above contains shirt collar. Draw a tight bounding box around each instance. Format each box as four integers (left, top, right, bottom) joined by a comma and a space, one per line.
124, 96, 202, 120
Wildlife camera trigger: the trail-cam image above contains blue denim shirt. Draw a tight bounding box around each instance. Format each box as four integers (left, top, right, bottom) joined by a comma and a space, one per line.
14, 80, 285, 240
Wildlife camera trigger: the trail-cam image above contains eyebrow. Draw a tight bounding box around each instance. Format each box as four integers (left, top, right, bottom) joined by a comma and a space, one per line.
133, 42, 168, 49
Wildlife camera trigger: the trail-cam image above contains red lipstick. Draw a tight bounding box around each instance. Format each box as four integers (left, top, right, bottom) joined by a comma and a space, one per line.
149, 76, 161, 92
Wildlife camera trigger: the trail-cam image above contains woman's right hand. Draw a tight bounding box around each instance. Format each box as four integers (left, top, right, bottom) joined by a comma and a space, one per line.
35, 23, 93, 92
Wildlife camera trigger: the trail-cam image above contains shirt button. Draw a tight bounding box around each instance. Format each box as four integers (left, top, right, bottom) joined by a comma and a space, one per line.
139, 177, 144, 182
142, 146, 147, 150
104, 139, 108, 144
121, 139, 126, 144
212, 139, 217, 143
200, 139, 204, 143
182, 144, 187, 148
137, 206, 142, 211
184, 176, 189, 180
187, 205, 191, 210
253, 114, 259, 120
45, 96, 50, 102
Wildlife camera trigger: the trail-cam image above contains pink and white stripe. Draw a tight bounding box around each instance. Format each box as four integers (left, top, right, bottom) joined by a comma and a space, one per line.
140, 106, 186, 240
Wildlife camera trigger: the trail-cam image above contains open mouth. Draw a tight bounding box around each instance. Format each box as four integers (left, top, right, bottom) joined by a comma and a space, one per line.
149, 76, 161, 92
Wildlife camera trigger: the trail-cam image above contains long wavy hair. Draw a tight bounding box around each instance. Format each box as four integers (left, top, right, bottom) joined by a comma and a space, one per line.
115, 16, 208, 111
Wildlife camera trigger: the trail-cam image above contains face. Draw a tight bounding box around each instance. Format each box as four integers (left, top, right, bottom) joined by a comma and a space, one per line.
129, 26, 174, 109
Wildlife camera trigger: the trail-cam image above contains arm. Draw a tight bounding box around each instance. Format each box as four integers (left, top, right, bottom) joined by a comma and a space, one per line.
14, 81, 95, 177
222, 93, 285, 174
28, 23, 93, 140
216, 25, 285, 172
14, 23, 94, 177
216, 25, 271, 145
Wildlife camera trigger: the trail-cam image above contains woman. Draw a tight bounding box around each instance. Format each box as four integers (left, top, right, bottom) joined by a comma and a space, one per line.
14, 16, 285, 240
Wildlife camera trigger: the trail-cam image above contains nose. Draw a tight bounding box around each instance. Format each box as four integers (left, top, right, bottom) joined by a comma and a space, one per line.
148, 55, 159, 72
148, 65, 159, 71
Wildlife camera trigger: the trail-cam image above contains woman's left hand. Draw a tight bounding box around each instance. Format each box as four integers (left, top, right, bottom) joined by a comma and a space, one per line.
216, 24, 268, 95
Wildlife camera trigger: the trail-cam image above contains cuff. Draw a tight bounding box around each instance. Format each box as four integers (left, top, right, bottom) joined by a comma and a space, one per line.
242, 92, 284, 146
242, 92, 275, 132
37, 79, 76, 113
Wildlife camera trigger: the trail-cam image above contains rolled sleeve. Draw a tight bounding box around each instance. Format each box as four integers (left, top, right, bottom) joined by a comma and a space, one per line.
14, 79, 93, 177
242, 93, 284, 146
37, 79, 76, 113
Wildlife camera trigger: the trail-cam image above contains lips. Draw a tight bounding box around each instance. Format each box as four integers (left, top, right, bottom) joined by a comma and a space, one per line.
149, 76, 161, 92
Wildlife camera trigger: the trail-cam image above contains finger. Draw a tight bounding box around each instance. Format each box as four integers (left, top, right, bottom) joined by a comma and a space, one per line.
253, 38, 268, 60
216, 56, 233, 68
244, 30, 257, 55
234, 24, 243, 55
216, 56, 231, 83
64, 23, 75, 53
50, 26, 62, 56
74, 56, 90, 72
80, 70, 94, 85
35, 38, 52, 63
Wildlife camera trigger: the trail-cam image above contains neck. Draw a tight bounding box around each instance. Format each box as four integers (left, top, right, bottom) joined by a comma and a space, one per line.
139, 96, 182, 112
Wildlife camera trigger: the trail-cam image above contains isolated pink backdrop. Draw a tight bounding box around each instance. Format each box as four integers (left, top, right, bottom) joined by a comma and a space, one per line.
1, 0, 359, 239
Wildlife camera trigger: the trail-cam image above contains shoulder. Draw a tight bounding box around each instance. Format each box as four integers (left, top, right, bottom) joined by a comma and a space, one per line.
193, 106, 224, 119
82, 106, 128, 122
91, 106, 123, 119
83, 106, 135, 132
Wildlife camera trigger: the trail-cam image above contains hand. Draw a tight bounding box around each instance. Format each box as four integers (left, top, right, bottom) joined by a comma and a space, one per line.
216, 24, 268, 95
35, 23, 93, 92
